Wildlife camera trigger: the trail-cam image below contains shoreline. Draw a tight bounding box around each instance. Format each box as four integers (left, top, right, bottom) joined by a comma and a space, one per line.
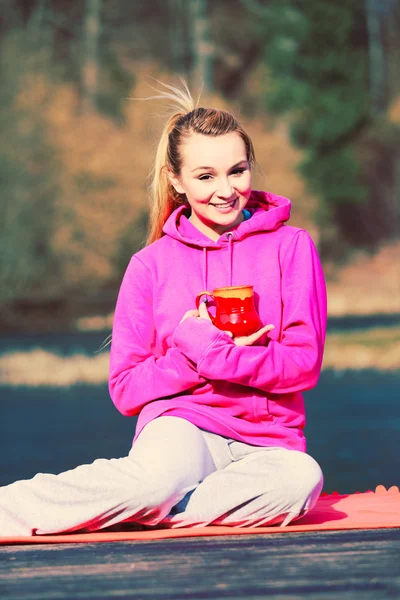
0, 326, 399, 387
1, 305, 400, 337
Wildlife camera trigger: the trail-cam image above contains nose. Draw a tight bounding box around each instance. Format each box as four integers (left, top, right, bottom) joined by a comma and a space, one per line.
216, 178, 235, 200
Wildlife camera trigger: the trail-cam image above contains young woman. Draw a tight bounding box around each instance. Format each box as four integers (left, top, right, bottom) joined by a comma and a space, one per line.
0, 82, 326, 536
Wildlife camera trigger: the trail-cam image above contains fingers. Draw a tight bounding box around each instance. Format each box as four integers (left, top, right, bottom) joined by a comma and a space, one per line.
180, 309, 199, 323
198, 301, 212, 322
180, 304, 212, 325
259, 324, 275, 335
233, 324, 275, 347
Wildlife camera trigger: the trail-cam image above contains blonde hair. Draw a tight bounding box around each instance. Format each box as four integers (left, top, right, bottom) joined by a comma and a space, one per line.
146, 80, 256, 245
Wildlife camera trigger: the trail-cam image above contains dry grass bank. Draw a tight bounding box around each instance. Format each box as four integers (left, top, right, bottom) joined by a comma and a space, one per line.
322, 326, 400, 371
326, 241, 400, 316
0, 327, 398, 387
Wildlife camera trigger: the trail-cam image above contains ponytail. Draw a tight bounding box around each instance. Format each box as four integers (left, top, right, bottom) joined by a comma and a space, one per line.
147, 80, 197, 245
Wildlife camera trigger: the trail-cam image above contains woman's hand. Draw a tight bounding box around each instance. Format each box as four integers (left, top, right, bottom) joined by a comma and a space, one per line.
196, 302, 274, 347
180, 309, 200, 323
230, 324, 275, 347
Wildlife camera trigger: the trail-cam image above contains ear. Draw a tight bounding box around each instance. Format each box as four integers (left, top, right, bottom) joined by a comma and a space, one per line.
167, 169, 185, 195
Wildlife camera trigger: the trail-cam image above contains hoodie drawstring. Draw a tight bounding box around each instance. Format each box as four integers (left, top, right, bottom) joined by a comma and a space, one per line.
227, 232, 234, 287
202, 247, 208, 290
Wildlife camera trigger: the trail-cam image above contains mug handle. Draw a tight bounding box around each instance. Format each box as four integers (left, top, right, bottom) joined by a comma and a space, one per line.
195, 291, 215, 323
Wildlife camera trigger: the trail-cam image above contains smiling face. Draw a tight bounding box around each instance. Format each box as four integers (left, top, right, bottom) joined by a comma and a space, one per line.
168, 131, 252, 241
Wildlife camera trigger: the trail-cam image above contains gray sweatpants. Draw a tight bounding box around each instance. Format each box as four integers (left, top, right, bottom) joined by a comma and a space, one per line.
0, 416, 323, 536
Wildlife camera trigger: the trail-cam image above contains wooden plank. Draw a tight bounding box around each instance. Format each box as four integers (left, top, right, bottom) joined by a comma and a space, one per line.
1, 529, 399, 599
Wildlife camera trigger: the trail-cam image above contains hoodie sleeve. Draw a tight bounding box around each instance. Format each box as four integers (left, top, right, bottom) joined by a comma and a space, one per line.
172, 230, 327, 394
109, 255, 205, 416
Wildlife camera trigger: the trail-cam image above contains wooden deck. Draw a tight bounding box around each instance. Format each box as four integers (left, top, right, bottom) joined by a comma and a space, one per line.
1, 528, 399, 599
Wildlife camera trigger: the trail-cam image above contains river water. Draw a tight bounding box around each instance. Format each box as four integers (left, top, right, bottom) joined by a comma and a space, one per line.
0, 326, 399, 494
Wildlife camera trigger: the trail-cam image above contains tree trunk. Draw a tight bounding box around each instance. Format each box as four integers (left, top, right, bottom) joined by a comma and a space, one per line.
81, 0, 101, 113
365, 0, 387, 114
187, 0, 214, 93
169, 0, 187, 74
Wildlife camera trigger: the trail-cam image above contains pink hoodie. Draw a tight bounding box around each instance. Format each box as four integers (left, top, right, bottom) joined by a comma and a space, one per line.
109, 191, 327, 452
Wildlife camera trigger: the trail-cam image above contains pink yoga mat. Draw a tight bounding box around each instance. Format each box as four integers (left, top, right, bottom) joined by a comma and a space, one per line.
1, 485, 399, 545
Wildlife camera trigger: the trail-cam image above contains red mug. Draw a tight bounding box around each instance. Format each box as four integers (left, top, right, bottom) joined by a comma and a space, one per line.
195, 285, 263, 337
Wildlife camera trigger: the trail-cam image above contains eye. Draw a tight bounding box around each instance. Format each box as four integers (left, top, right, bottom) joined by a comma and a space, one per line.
198, 174, 213, 181
230, 168, 246, 176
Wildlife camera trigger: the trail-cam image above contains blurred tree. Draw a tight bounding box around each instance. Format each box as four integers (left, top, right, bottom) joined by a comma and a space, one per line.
80, 0, 102, 113
188, 0, 214, 92
1, 0, 133, 121
240, 0, 399, 258
0, 29, 61, 312
365, 0, 386, 115
365, 0, 398, 115
113, 208, 149, 280
168, 0, 190, 77
208, 0, 268, 110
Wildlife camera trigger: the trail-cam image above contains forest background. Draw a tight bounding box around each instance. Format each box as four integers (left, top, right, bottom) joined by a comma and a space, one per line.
0, 0, 399, 376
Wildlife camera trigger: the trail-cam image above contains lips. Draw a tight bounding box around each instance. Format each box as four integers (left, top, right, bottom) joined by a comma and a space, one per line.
210, 198, 238, 208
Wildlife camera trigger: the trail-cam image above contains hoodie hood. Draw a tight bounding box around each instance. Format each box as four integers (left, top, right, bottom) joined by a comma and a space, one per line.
162, 191, 292, 288
162, 190, 291, 248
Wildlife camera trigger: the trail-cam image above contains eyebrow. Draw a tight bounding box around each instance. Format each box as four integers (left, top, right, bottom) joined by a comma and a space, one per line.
191, 160, 249, 173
